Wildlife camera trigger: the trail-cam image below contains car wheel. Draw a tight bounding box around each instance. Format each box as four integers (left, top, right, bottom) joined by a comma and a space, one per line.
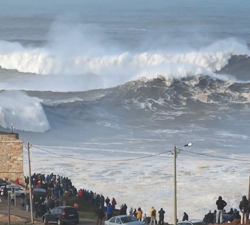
20, 193, 25, 198
43, 217, 48, 225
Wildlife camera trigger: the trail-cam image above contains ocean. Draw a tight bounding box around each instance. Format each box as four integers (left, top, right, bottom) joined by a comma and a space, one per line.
0, 0, 250, 222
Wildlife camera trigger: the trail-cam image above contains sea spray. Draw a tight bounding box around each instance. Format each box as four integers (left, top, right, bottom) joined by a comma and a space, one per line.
0, 91, 50, 132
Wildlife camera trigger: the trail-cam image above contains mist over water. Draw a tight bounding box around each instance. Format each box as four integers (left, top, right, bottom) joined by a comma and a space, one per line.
1, 0, 250, 222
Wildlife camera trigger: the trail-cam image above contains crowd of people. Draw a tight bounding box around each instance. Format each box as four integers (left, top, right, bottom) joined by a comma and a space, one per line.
23, 173, 76, 218
202, 196, 250, 225
21, 173, 169, 224
2, 173, 250, 225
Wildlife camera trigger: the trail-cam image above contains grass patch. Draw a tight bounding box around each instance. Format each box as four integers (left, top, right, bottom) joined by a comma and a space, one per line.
61, 196, 98, 221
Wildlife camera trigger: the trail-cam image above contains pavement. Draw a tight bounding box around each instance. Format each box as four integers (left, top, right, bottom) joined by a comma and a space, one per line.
0, 197, 97, 225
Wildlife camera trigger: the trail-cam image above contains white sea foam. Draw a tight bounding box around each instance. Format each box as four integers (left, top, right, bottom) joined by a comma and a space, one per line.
0, 91, 50, 132
0, 42, 247, 77
23, 145, 249, 223
0, 23, 249, 92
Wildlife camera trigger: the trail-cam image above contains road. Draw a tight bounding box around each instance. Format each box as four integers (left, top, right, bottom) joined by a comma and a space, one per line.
0, 197, 96, 225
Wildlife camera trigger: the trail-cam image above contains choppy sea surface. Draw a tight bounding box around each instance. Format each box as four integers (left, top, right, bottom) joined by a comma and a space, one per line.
0, 0, 250, 222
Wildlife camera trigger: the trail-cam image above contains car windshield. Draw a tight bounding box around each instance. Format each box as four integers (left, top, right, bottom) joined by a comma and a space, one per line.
179, 222, 204, 225
121, 216, 138, 223
178, 223, 190, 225
65, 208, 77, 214
193, 223, 204, 225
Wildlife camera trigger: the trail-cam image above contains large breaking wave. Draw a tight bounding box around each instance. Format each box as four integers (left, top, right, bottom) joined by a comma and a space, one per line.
0, 39, 248, 76
0, 91, 50, 132
1, 22, 250, 132
2, 74, 250, 132
41, 76, 250, 111
0, 21, 249, 92
0, 38, 249, 78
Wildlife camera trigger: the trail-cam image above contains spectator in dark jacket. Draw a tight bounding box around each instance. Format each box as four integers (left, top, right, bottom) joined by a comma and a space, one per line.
120, 204, 127, 215
105, 197, 110, 206
239, 195, 249, 224
204, 210, 214, 224
216, 196, 227, 223
213, 210, 217, 223
3, 186, 7, 199
233, 209, 241, 220
25, 176, 29, 190
158, 208, 165, 225
182, 212, 189, 221
97, 206, 104, 225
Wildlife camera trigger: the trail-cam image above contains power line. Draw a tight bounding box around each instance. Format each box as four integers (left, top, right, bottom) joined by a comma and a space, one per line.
29, 144, 249, 163
32, 146, 172, 162
181, 149, 249, 162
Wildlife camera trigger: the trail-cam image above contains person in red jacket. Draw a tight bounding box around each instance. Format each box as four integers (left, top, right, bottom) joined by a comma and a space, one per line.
78, 189, 83, 197
36, 180, 41, 188
15, 178, 19, 185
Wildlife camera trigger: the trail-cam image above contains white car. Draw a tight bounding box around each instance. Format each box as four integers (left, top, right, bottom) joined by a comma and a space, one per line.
6, 185, 27, 197
0, 186, 5, 195
105, 215, 145, 225
178, 219, 207, 225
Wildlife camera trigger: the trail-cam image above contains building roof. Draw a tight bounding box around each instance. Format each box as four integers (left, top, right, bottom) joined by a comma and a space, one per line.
0, 131, 17, 135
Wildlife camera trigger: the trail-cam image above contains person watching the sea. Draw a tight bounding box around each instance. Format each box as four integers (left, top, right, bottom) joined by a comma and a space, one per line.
150, 207, 156, 225
216, 196, 227, 223
239, 195, 249, 224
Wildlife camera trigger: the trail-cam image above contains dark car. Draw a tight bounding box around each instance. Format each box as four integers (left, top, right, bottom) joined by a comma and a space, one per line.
43, 206, 79, 225
178, 219, 207, 225
0, 179, 10, 187
33, 188, 47, 202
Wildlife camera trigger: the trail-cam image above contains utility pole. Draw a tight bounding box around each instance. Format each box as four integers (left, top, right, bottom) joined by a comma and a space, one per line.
174, 146, 177, 225
8, 193, 10, 225
248, 175, 250, 219
173, 143, 192, 225
248, 175, 250, 201
27, 142, 34, 224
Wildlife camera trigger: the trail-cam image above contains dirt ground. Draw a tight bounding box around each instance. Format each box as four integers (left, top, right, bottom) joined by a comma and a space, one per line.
0, 213, 26, 223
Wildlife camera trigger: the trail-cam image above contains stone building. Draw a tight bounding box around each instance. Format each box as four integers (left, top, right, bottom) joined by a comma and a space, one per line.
0, 132, 24, 185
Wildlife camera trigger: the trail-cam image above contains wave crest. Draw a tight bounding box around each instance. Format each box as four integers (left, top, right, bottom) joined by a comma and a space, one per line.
0, 38, 249, 79
0, 22, 249, 93
0, 91, 50, 132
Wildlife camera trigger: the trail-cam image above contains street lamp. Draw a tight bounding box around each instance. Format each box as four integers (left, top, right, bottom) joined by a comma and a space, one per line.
173, 143, 192, 225
184, 143, 192, 147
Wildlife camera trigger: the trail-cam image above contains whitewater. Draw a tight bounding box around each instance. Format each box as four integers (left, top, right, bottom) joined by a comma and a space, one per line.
0, 0, 250, 222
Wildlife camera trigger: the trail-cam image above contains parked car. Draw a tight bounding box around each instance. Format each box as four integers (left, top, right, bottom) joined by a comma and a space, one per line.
0, 179, 10, 194
0, 179, 10, 187
178, 219, 207, 225
6, 185, 27, 197
42, 206, 79, 225
33, 188, 47, 202
0, 186, 5, 195
105, 215, 145, 225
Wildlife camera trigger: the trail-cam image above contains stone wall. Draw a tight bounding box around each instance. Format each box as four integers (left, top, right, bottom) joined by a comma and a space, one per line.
0, 132, 24, 185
